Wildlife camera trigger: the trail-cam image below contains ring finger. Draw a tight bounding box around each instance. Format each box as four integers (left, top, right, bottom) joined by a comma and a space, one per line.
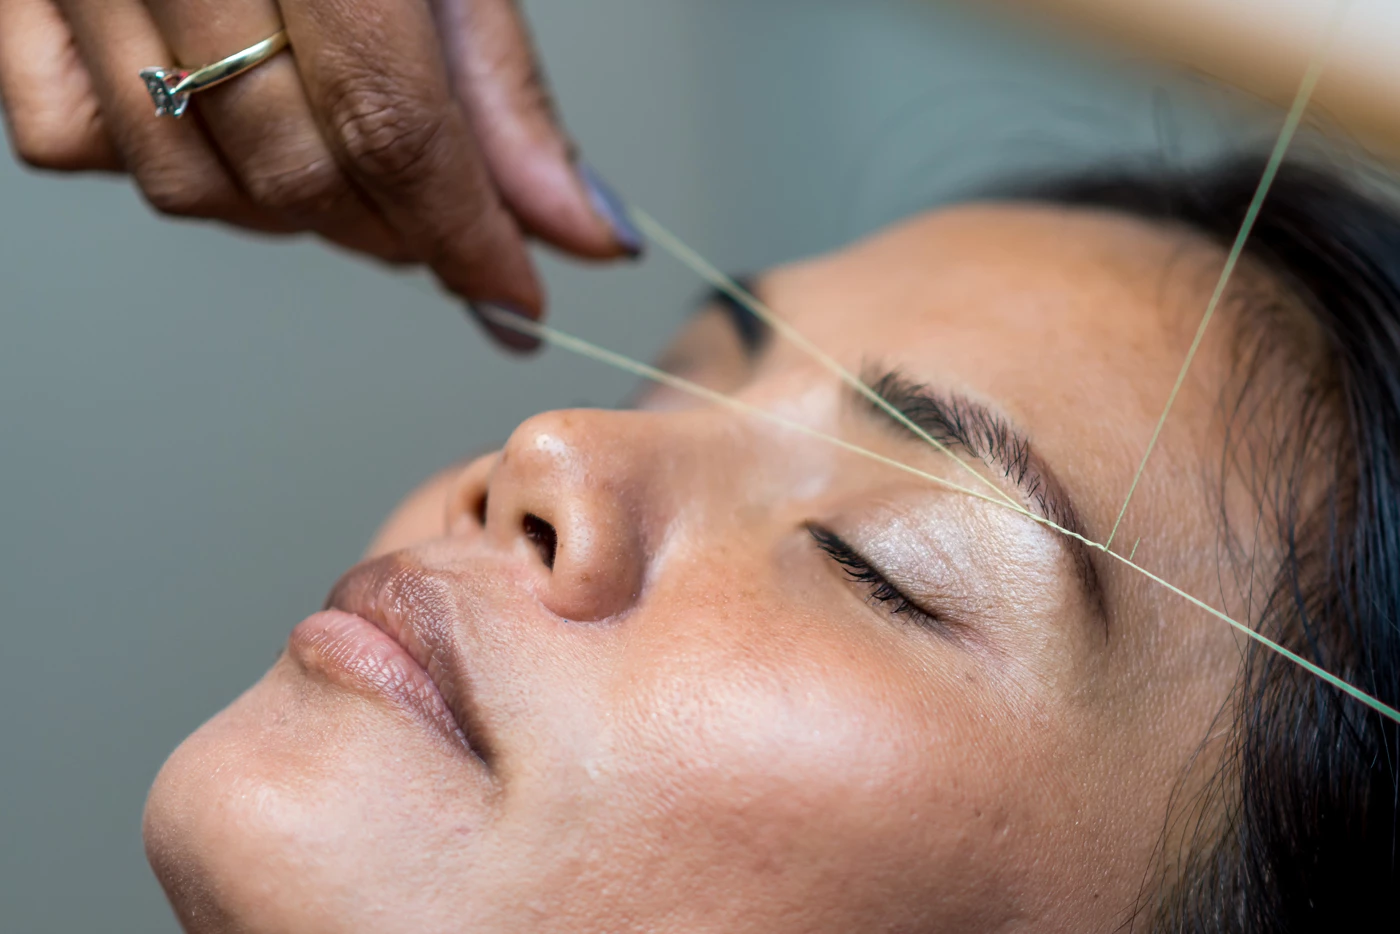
139, 0, 406, 259
56, 0, 280, 227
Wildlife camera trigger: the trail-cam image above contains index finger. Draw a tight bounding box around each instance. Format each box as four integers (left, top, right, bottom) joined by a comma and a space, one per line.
282, 0, 543, 322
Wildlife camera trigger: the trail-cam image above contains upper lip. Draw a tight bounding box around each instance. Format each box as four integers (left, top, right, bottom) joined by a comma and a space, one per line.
326, 553, 494, 763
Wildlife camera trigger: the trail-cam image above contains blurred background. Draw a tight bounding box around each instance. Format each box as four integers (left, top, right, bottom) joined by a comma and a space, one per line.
0, 0, 1280, 928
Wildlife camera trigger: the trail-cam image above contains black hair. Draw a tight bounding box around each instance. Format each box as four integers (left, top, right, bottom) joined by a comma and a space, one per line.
1026, 157, 1400, 930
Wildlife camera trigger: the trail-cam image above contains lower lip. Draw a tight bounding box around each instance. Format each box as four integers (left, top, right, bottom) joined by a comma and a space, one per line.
289, 610, 467, 748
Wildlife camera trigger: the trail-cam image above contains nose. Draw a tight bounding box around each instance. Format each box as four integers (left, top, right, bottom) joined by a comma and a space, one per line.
447, 410, 650, 622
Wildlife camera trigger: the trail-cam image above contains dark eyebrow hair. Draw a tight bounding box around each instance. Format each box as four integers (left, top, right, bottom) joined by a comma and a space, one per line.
855, 366, 1107, 623
694, 277, 772, 356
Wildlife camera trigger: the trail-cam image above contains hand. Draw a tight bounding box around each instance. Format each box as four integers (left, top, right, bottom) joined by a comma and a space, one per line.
0, 0, 642, 344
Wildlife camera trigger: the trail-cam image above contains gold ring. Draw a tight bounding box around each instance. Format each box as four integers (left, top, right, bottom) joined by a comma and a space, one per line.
139, 30, 290, 119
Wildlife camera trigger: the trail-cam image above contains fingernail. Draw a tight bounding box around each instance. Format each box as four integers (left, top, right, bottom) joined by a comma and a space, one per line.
577, 162, 645, 258
468, 301, 541, 353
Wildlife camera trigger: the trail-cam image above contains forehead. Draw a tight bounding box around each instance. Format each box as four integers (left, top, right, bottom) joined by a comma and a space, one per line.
751, 202, 1246, 568
763, 203, 1217, 394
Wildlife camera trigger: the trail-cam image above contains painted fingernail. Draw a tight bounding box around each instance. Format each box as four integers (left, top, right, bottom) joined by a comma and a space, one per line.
577, 162, 645, 258
468, 301, 541, 353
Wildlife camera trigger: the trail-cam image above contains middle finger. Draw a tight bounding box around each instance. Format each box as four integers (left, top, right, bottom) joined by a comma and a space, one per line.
141, 0, 405, 258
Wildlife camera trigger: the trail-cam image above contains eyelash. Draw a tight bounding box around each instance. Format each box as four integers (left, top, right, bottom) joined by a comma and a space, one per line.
807, 525, 941, 631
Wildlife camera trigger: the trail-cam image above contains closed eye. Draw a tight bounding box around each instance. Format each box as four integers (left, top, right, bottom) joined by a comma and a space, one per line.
807, 525, 945, 634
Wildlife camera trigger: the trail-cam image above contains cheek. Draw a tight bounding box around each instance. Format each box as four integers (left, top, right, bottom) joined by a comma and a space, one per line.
143, 659, 490, 932
583, 611, 1043, 930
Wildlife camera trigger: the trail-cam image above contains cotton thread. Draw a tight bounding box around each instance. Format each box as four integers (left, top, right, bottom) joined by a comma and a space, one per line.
632, 209, 1025, 514
477, 305, 1400, 726
1103, 0, 1355, 550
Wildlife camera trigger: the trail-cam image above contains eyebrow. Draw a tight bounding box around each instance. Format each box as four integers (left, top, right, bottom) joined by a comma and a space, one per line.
695, 278, 772, 356
854, 367, 1107, 622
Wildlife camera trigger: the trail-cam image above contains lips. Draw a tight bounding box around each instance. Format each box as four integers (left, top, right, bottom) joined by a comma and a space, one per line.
288, 554, 490, 762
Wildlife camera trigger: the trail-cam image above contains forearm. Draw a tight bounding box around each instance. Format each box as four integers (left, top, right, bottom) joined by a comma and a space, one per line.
993, 0, 1400, 157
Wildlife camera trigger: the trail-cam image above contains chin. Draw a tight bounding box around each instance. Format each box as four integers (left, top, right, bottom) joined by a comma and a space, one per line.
142, 654, 491, 934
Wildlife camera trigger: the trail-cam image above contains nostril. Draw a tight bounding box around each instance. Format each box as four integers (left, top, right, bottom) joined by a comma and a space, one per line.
474, 493, 489, 526
522, 514, 558, 570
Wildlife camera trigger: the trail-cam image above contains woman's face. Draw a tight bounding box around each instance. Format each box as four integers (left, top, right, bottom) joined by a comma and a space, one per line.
145, 204, 1256, 932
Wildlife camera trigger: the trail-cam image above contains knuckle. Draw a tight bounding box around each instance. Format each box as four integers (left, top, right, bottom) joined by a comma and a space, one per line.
137, 163, 231, 218
501, 46, 560, 125
9, 110, 95, 171
242, 155, 351, 218
428, 208, 499, 266
10, 125, 58, 169
325, 78, 447, 188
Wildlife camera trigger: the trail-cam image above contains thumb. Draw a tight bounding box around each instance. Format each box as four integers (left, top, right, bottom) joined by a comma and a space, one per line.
435, 0, 643, 260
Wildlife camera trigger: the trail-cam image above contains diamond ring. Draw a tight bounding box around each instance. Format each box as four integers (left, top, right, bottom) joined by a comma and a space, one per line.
140, 30, 290, 119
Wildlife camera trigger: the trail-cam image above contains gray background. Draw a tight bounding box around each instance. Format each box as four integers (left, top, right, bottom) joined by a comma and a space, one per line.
0, 1, 1248, 929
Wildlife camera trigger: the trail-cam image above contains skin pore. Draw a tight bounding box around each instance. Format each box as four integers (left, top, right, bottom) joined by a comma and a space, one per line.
144, 203, 1274, 933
